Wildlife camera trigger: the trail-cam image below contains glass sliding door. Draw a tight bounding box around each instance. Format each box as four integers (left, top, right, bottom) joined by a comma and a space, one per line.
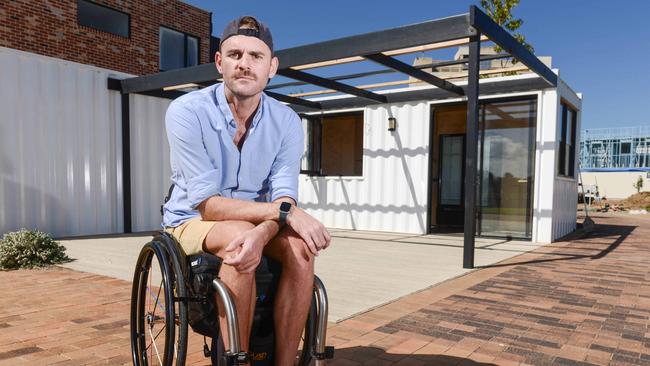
478, 99, 537, 239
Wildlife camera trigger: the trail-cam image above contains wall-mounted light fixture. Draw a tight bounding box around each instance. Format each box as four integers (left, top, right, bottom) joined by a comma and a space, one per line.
388, 117, 397, 132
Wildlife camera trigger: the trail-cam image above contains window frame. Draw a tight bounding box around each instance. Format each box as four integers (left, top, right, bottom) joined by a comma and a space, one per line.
77, 0, 130, 38
159, 26, 200, 72
557, 101, 579, 178
301, 110, 365, 177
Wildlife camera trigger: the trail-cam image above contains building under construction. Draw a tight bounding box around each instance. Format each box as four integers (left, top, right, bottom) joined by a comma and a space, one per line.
579, 126, 650, 199
580, 126, 650, 169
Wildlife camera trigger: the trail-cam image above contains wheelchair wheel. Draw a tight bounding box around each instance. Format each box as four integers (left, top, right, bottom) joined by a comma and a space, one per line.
155, 233, 189, 365
296, 295, 318, 366
130, 241, 188, 366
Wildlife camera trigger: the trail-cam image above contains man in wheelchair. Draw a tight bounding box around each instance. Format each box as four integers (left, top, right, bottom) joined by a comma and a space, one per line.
162, 16, 331, 365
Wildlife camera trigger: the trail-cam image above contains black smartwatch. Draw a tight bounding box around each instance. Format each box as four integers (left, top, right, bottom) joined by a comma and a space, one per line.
279, 202, 292, 225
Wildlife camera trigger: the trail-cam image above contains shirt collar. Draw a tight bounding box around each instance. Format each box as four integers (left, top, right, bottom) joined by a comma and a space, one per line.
215, 83, 266, 129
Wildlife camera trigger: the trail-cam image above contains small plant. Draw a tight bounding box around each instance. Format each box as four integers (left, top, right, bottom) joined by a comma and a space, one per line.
0, 229, 70, 270
633, 175, 644, 193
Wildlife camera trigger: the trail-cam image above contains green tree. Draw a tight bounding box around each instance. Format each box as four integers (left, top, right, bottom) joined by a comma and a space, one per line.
479, 0, 535, 59
633, 175, 644, 193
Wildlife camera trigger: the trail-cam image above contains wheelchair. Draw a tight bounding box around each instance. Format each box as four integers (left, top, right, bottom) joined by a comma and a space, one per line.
129, 231, 334, 366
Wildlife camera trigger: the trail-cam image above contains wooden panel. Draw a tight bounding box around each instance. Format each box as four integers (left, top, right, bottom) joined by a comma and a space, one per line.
321, 113, 364, 176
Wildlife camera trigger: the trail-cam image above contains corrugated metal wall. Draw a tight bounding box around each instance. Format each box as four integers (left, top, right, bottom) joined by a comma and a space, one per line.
129, 95, 172, 232
0, 47, 127, 237
299, 103, 430, 234
552, 179, 578, 240
550, 78, 582, 241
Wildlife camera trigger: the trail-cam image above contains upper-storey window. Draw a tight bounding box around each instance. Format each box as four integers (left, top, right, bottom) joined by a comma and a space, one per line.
160, 27, 199, 71
77, 0, 130, 38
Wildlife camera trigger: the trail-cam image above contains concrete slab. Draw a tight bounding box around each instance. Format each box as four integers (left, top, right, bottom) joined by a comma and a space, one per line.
59, 230, 543, 322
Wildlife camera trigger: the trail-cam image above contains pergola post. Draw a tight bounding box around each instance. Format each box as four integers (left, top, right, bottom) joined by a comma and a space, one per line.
121, 93, 132, 233
463, 33, 481, 269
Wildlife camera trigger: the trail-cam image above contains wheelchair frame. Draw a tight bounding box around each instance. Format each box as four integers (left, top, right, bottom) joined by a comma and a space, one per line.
130, 232, 333, 366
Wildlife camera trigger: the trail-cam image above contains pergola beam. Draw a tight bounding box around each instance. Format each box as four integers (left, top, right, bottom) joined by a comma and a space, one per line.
364, 53, 464, 96
264, 90, 322, 110
289, 37, 485, 70
277, 14, 473, 70
469, 6, 557, 87
290, 76, 549, 113
277, 68, 387, 104
266, 53, 511, 91
120, 14, 474, 94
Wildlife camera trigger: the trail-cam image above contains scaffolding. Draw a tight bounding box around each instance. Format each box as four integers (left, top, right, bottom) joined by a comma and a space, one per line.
580, 126, 650, 169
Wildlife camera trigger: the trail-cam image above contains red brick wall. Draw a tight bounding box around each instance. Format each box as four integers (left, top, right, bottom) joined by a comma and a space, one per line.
0, 0, 211, 76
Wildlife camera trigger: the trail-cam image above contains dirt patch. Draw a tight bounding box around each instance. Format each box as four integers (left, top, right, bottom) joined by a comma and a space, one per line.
611, 192, 650, 210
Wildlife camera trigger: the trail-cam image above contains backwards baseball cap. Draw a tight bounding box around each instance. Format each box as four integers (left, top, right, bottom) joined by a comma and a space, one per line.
219, 16, 274, 54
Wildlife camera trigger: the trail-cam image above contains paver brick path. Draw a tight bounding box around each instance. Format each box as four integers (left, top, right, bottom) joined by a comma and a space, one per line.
1, 212, 650, 365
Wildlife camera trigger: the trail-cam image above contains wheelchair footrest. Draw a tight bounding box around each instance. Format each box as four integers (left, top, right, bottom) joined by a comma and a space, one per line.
313, 346, 335, 360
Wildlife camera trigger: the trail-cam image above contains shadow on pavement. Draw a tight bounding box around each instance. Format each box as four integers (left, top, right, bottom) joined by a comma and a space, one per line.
477, 221, 636, 269
333, 345, 496, 366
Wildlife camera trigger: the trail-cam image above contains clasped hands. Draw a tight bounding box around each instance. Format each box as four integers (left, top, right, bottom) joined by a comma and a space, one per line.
223, 207, 331, 273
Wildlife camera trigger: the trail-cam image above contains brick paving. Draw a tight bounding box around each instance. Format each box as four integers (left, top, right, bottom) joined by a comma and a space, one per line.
1, 212, 649, 365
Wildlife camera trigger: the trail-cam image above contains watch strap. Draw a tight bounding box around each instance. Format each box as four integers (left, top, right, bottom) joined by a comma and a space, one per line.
279, 202, 292, 225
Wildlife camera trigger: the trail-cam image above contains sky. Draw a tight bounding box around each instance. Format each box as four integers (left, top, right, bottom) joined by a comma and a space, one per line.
184, 0, 650, 130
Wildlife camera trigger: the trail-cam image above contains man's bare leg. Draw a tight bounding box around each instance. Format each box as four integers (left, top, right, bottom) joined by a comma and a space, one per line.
264, 228, 315, 366
203, 220, 257, 360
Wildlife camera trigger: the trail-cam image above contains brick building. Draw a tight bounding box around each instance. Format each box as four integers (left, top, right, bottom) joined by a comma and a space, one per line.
0, 0, 212, 75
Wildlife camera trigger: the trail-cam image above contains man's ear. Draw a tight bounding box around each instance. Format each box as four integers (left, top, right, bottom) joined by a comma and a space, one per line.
215, 51, 223, 74
268, 56, 279, 79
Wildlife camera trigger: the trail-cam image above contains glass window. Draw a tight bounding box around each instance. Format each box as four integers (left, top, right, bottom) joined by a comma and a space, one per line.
568, 109, 577, 176
621, 142, 631, 154
440, 135, 464, 205
187, 36, 199, 67
558, 104, 567, 176
159, 27, 199, 71
301, 115, 321, 174
557, 102, 578, 177
77, 0, 129, 38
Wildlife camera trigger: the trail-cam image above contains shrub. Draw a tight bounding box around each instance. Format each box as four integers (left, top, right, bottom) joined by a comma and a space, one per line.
633, 175, 644, 193
0, 229, 70, 270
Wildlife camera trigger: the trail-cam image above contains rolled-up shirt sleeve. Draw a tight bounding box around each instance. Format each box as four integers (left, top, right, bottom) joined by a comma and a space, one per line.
166, 101, 221, 209
268, 112, 304, 202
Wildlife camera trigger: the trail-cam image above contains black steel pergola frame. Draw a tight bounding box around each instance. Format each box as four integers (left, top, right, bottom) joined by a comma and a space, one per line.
108, 6, 557, 268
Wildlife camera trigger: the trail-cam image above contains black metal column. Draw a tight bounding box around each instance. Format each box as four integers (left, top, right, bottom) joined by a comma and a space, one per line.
463, 33, 481, 269
121, 93, 132, 233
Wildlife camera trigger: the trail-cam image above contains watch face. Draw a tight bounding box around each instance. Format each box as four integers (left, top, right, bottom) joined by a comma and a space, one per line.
280, 202, 292, 212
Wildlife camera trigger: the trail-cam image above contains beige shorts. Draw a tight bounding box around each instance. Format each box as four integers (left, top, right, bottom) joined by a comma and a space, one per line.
165, 217, 217, 256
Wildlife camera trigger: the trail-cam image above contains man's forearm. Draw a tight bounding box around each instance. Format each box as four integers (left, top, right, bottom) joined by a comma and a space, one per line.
198, 195, 294, 224
256, 220, 281, 244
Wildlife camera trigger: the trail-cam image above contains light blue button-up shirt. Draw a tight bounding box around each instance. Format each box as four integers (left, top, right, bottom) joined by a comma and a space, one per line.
162, 83, 304, 228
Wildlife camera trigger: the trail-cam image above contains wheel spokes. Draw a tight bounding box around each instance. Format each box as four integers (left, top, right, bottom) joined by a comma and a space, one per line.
147, 325, 164, 365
